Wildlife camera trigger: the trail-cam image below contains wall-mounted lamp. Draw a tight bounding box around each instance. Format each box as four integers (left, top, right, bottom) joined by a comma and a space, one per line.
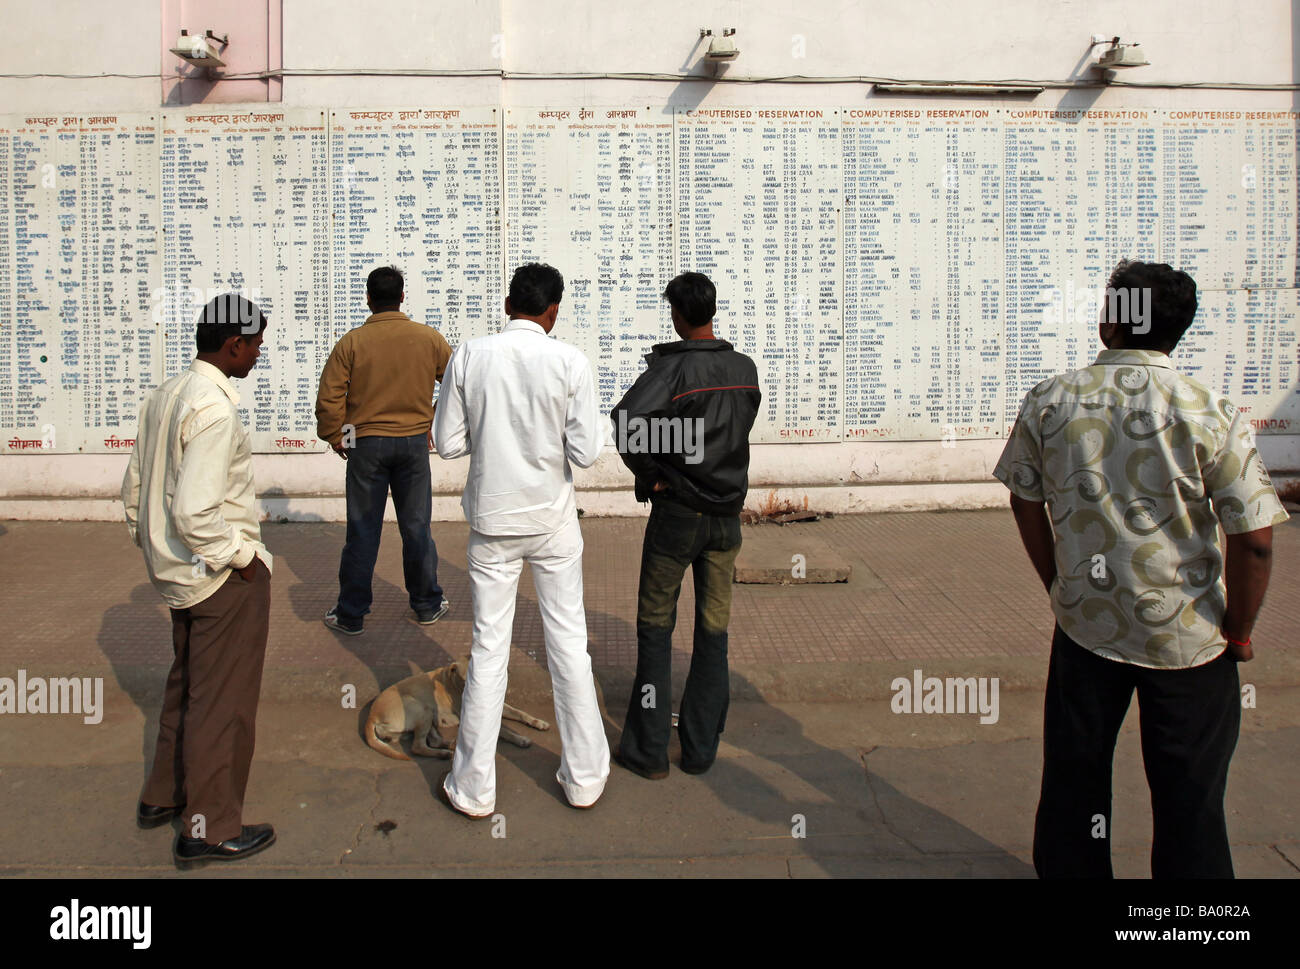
169, 29, 229, 69
700, 28, 739, 62
1091, 35, 1149, 70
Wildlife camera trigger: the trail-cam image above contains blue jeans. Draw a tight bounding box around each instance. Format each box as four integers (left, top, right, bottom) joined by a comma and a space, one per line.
335, 433, 444, 625
617, 494, 742, 774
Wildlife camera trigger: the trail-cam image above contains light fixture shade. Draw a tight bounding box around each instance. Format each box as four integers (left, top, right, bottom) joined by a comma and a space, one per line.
1097, 44, 1148, 69
705, 36, 740, 60
169, 34, 226, 68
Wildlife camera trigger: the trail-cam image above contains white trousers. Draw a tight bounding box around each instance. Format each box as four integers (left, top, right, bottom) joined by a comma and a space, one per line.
444, 516, 609, 814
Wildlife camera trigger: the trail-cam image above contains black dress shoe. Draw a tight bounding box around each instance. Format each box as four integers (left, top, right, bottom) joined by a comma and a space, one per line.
679, 758, 714, 775
174, 823, 276, 868
137, 801, 185, 829
611, 749, 668, 780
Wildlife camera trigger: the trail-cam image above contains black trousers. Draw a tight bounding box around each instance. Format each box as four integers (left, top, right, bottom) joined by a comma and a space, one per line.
1034, 625, 1241, 879
617, 496, 742, 774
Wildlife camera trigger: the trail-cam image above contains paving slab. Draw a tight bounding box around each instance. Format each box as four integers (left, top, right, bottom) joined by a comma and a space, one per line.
1, 693, 1294, 878
3, 512, 1296, 678
733, 524, 856, 584
2, 511, 1298, 878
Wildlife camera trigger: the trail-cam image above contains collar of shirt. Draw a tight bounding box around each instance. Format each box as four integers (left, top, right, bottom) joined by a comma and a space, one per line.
363, 310, 412, 325
1093, 347, 1174, 369
503, 318, 548, 336
189, 359, 240, 406
646, 338, 734, 362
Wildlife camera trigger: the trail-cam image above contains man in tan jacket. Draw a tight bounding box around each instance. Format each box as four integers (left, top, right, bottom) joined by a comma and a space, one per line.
316, 265, 453, 634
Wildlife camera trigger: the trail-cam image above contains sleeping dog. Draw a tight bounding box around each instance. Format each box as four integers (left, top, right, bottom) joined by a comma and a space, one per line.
364, 655, 550, 761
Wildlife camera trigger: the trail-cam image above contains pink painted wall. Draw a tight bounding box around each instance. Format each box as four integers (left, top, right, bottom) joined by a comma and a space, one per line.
161, 0, 281, 103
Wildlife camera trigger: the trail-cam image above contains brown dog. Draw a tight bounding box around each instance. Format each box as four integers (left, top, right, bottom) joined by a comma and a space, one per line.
364, 656, 550, 761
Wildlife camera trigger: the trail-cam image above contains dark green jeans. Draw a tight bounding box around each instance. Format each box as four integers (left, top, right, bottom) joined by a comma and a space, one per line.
617, 495, 742, 774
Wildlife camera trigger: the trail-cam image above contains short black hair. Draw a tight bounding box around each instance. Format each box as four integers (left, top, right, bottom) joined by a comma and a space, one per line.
195, 294, 266, 353
663, 272, 716, 327
1105, 260, 1197, 352
508, 263, 564, 316
367, 265, 404, 310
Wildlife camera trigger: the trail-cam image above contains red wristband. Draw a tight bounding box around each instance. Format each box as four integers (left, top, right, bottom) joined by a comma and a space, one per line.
1224, 634, 1251, 648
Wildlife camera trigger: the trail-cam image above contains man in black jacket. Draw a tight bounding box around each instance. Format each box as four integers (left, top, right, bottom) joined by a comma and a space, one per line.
609, 272, 761, 779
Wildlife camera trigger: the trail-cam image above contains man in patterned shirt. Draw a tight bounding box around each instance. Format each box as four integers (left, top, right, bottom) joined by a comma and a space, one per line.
995, 260, 1288, 878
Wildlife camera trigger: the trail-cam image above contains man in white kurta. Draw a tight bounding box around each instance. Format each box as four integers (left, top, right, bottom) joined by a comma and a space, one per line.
433, 262, 609, 815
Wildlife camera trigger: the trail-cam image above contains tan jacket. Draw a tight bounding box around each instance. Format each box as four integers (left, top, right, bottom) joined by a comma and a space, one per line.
122, 360, 272, 609
315, 310, 452, 445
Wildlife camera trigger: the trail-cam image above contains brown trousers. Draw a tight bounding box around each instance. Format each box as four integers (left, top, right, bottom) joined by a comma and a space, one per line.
142, 560, 271, 843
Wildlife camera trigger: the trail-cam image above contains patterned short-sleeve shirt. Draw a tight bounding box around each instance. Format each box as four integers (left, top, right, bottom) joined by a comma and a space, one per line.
994, 348, 1289, 669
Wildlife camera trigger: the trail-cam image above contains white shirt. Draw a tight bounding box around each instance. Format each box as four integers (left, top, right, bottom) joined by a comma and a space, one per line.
122, 360, 272, 609
434, 318, 602, 536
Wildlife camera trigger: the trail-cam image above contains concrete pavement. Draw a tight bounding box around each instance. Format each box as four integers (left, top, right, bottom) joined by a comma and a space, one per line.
1, 510, 1297, 877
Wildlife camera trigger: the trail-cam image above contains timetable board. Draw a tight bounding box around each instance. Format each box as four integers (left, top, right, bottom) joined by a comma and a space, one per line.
676, 108, 843, 443
1, 105, 1298, 455
1177, 287, 1300, 431
843, 108, 1003, 442
1002, 108, 1163, 433
330, 107, 503, 351
160, 108, 331, 453
0, 112, 160, 454
504, 106, 675, 417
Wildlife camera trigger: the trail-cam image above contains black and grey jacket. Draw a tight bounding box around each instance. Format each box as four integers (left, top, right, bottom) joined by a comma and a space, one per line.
609, 338, 761, 516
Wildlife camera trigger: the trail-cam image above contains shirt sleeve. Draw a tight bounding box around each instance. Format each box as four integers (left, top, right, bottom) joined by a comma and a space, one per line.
609, 366, 675, 484
564, 355, 603, 470
993, 393, 1046, 501
1203, 404, 1290, 534
435, 332, 452, 383
430, 333, 452, 420
315, 338, 351, 446
121, 436, 142, 547
432, 345, 470, 459
171, 408, 254, 572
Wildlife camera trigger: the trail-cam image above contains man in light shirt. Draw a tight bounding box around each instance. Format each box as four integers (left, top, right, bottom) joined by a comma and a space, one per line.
433, 262, 609, 816
122, 294, 276, 867
995, 260, 1287, 878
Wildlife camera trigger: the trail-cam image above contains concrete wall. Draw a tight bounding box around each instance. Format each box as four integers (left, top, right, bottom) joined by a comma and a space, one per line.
2, 0, 1297, 519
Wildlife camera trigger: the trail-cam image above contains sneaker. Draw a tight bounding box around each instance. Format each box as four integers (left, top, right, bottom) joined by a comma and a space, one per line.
323, 607, 363, 636
412, 599, 451, 625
